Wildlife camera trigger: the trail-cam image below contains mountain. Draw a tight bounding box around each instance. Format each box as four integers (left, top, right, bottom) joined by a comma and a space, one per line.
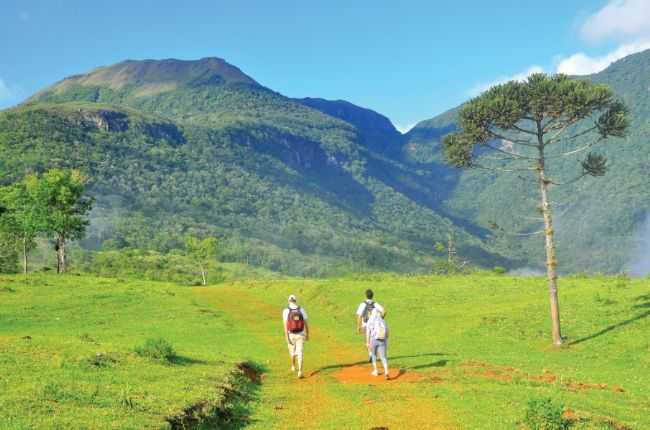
404, 49, 650, 273
1, 57, 507, 275
295, 97, 405, 155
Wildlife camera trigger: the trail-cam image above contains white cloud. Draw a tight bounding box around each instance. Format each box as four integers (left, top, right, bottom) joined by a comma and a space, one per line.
468, 65, 545, 96
394, 121, 416, 134
580, 0, 650, 43
0, 79, 13, 101
557, 0, 650, 76
556, 40, 650, 75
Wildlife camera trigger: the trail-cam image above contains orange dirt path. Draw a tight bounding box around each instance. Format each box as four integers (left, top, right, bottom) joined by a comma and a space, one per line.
193, 284, 458, 429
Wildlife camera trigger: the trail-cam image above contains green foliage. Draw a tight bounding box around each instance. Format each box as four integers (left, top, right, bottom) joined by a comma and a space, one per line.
0, 234, 19, 273
0, 174, 49, 272
36, 168, 93, 241
443, 73, 628, 168
432, 259, 472, 275
407, 51, 650, 274
185, 236, 218, 284
1, 273, 648, 429
134, 337, 176, 362
0, 81, 505, 275
0, 274, 261, 429
524, 398, 569, 430
493, 265, 506, 274
185, 236, 218, 260
84, 352, 120, 368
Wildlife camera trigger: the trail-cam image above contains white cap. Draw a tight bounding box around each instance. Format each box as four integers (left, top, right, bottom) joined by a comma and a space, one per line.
288, 294, 297, 302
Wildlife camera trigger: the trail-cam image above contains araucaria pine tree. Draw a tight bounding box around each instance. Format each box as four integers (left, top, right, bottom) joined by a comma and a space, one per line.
443, 73, 629, 345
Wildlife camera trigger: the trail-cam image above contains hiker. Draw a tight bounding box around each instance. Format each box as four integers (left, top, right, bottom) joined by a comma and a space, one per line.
356, 289, 385, 360
282, 294, 309, 378
366, 307, 390, 378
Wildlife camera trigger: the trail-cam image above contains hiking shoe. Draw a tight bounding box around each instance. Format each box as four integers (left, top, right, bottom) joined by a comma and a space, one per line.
291, 365, 296, 372
384, 372, 390, 380
297, 371, 304, 379
371, 369, 379, 376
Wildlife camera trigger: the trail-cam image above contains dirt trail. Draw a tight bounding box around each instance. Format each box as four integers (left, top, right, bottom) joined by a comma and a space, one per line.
194, 285, 457, 430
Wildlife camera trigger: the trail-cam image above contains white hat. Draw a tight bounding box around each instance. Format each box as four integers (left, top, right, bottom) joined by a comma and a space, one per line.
288, 294, 297, 302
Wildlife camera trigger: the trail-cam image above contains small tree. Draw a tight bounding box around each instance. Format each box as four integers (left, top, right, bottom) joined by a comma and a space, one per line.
37, 169, 93, 274
443, 73, 628, 345
185, 236, 218, 285
0, 228, 19, 273
0, 176, 48, 274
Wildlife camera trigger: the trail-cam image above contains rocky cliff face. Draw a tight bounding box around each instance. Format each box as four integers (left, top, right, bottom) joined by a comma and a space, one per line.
76, 109, 129, 132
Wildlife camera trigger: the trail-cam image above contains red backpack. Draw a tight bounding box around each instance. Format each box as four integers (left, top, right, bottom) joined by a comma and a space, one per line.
286, 307, 305, 333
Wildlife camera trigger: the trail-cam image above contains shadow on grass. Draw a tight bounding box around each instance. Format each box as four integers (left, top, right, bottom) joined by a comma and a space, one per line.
168, 355, 212, 366
633, 293, 650, 309
406, 359, 449, 370
569, 296, 650, 346
311, 352, 449, 376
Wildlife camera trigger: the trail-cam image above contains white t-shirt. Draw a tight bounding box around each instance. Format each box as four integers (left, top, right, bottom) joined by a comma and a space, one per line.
282, 304, 308, 323
356, 300, 384, 326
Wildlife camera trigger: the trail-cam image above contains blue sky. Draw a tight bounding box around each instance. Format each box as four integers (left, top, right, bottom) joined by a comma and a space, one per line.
2, 0, 650, 131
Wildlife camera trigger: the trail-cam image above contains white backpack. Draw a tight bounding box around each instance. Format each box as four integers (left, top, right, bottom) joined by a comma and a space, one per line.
374, 317, 387, 340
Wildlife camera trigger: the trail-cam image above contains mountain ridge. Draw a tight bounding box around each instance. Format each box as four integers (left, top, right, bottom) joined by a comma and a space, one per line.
2, 57, 509, 275
405, 48, 650, 273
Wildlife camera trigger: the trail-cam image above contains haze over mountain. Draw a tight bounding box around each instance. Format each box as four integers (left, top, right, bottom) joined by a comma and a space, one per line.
405, 49, 650, 273
2, 50, 649, 274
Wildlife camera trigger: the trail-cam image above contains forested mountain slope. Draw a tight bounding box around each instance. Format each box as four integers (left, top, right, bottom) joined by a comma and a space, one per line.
405, 49, 650, 273
1, 58, 506, 275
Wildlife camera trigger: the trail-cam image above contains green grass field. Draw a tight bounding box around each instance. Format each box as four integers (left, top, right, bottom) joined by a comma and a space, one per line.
1, 274, 648, 429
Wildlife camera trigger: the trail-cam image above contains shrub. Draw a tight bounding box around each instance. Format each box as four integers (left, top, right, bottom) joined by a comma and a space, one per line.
134, 338, 176, 362
84, 352, 120, 368
493, 266, 506, 275
524, 398, 569, 430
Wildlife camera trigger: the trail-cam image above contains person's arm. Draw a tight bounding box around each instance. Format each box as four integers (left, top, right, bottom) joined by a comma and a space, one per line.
283, 311, 291, 345
304, 320, 310, 341
356, 303, 365, 334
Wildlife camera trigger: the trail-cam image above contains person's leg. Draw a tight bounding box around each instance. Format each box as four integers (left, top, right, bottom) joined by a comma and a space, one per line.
378, 341, 389, 377
295, 334, 305, 378
287, 336, 296, 372
370, 339, 378, 375
363, 325, 372, 362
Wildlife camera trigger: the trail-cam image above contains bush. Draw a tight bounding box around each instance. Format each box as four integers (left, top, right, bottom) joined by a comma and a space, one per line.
524, 398, 569, 430
493, 266, 506, 275
84, 352, 120, 368
134, 338, 176, 362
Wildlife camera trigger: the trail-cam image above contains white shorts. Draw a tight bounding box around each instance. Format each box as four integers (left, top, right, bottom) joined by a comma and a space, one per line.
287, 332, 305, 357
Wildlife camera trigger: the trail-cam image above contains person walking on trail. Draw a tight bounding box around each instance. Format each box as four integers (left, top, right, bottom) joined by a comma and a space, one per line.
283, 294, 309, 379
366, 307, 390, 379
356, 289, 384, 361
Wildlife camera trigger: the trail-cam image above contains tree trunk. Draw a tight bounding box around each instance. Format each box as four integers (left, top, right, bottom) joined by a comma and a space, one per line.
537, 145, 563, 346
201, 266, 207, 286
57, 235, 66, 274
22, 236, 28, 275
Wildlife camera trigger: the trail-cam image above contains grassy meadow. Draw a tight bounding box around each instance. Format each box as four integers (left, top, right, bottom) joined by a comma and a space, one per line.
0, 273, 648, 429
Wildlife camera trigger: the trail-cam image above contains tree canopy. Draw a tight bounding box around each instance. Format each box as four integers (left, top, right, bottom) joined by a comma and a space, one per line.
442, 73, 629, 345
